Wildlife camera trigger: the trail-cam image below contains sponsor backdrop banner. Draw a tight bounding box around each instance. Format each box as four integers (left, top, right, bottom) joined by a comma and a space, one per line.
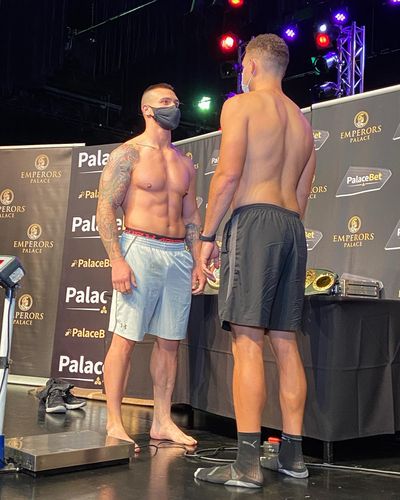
306, 85, 400, 299
51, 144, 118, 388
0, 147, 73, 377
2, 85, 398, 386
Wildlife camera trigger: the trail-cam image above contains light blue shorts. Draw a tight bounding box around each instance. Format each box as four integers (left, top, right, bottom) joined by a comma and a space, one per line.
108, 233, 193, 342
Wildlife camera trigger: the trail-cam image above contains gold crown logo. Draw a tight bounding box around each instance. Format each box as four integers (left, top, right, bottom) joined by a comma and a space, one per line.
354, 111, 369, 129
27, 224, 42, 240
34, 154, 50, 170
18, 294, 33, 312
0, 189, 14, 206
348, 216, 361, 234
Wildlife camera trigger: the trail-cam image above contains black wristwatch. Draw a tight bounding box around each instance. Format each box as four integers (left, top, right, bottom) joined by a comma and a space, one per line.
199, 233, 216, 242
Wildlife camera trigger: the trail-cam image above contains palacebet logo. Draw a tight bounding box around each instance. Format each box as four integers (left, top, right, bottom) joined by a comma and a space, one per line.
205, 149, 219, 175
65, 327, 106, 339
71, 258, 110, 268
78, 150, 110, 169
385, 219, 400, 251
340, 111, 382, 144
58, 355, 103, 377
18, 294, 33, 312
305, 229, 323, 251
313, 130, 330, 151
14, 294, 45, 325
66, 286, 108, 305
78, 189, 99, 199
71, 215, 123, 236
333, 216, 374, 248
336, 167, 392, 198
14, 224, 54, 254
0, 188, 25, 219
354, 111, 369, 129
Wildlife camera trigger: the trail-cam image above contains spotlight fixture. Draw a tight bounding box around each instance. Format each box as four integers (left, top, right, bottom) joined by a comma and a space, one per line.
318, 23, 328, 33
312, 81, 340, 101
228, 0, 244, 7
197, 96, 212, 112
219, 33, 239, 53
315, 32, 332, 49
282, 26, 298, 41
312, 51, 339, 74
332, 10, 348, 25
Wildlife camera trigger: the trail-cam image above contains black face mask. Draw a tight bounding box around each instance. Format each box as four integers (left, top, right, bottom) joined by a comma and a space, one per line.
150, 105, 181, 130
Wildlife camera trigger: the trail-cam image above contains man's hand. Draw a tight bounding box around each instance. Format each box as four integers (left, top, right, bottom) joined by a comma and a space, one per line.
111, 258, 137, 294
200, 242, 220, 281
191, 265, 206, 295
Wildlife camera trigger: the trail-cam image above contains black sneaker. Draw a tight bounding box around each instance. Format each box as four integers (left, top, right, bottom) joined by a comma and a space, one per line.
63, 391, 86, 410
45, 389, 67, 414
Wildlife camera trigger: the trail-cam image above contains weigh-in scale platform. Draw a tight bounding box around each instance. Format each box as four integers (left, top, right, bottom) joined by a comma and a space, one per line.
5, 430, 134, 474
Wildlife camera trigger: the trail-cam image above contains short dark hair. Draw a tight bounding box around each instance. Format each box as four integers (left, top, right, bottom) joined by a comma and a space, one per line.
142, 83, 175, 96
246, 34, 289, 76
141, 83, 176, 107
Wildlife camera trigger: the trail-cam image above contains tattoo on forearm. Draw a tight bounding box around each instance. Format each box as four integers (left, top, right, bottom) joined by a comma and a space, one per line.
96, 145, 139, 260
185, 223, 201, 251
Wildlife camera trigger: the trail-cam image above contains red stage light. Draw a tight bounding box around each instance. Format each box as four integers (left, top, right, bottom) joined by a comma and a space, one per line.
316, 33, 331, 48
219, 33, 238, 52
228, 0, 244, 7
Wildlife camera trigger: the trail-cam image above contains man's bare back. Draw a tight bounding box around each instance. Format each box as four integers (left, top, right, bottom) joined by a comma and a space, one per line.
231, 89, 315, 216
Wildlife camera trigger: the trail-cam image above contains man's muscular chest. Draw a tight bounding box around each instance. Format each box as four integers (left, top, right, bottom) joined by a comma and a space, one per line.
131, 149, 190, 196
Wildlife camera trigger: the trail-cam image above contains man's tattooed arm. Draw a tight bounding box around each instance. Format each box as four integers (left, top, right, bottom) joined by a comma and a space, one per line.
182, 161, 202, 265
185, 222, 202, 262
96, 144, 139, 261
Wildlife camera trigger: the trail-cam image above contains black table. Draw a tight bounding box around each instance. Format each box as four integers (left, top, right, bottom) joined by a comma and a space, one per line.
125, 295, 400, 462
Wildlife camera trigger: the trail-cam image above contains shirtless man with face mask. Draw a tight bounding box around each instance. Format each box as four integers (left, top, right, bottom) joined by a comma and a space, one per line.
195, 35, 316, 488
96, 83, 206, 450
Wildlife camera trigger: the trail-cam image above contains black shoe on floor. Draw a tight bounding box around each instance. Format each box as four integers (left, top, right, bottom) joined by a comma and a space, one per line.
63, 391, 86, 410
45, 389, 67, 414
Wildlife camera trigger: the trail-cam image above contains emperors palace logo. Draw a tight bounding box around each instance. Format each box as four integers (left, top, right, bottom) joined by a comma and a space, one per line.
0, 188, 26, 219
185, 151, 200, 170
13, 224, 54, 253
20, 154, 62, 183
309, 175, 328, 200
14, 293, 45, 326
340, 111, 382, 144
333, 216, 375, 248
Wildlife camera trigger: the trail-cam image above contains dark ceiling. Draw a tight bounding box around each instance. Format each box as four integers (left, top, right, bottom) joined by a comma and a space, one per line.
0, 0, 399, 146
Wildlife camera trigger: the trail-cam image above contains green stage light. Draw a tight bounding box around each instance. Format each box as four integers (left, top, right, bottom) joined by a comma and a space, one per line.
197, 96, 212, 111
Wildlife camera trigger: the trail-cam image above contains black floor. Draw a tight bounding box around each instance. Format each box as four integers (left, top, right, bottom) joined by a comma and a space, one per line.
1, 385, 400, 499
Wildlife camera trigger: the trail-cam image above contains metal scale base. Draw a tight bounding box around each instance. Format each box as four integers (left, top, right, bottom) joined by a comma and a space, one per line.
5, 430, 134, 474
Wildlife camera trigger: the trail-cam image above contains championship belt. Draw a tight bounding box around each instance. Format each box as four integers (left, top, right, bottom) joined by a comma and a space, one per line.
305, 268, 339, 295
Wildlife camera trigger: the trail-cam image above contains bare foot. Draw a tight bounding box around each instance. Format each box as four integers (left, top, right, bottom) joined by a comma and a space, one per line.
107, 426, 141, 452
150, 420, 197, 446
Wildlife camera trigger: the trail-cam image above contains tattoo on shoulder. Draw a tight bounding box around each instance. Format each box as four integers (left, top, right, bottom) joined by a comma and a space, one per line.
185, 223, 201, 249
98, 144, 139, 208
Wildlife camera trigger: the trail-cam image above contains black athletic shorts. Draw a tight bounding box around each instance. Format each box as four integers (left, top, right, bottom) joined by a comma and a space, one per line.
218, 203, 307, 333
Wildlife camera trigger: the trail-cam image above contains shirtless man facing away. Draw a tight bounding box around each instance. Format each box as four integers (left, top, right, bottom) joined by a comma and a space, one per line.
96, 83, 205, 450
195, 35, 316, 488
